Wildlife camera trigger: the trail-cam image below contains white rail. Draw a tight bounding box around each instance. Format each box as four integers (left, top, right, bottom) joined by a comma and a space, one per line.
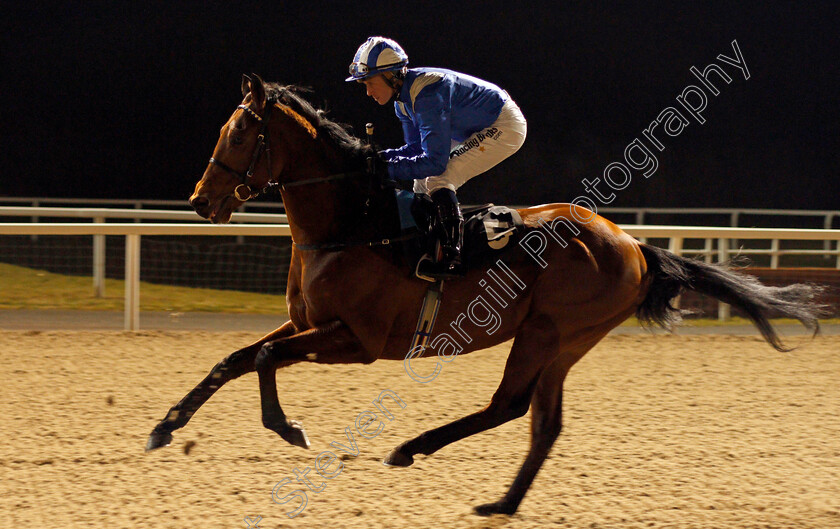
0, 206, 287, 223
2, 222, 840, 330
0, 196, 284, 212
0, 223, 292, 236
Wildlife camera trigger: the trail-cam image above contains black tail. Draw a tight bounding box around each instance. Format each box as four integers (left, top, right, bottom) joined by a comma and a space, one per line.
636, 244, 831, 351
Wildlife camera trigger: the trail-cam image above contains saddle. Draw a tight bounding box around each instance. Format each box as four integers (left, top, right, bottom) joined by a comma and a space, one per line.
393, 190, 524, 279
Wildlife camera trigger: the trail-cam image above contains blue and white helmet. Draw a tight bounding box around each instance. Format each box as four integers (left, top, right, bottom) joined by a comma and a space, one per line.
346, 36, 409, 82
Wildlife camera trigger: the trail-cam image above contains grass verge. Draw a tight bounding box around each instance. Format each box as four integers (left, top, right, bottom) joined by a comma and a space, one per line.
1, 263, 835, 325
0, 263, 286, 315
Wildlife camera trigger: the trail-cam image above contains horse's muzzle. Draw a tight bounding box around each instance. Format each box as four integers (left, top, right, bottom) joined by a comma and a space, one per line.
189, 194, 211, 219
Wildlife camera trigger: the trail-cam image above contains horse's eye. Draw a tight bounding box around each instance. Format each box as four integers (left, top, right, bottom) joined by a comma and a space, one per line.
231, 135, 244, 146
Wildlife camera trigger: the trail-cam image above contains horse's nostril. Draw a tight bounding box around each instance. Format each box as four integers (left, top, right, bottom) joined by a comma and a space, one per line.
190, 195, 209, 210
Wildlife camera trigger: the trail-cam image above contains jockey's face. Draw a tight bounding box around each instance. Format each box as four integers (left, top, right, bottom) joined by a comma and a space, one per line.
360, 74, 396, 105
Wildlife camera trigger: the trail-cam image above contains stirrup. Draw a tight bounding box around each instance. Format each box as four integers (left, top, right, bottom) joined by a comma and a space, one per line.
415, 254, 437, 282
415, 253, 466, 281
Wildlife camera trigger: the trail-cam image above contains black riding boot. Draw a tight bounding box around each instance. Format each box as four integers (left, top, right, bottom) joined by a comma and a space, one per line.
418, 188, 465, 279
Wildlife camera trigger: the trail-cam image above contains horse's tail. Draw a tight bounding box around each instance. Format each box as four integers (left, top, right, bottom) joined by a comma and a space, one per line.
635, 243, 830, 351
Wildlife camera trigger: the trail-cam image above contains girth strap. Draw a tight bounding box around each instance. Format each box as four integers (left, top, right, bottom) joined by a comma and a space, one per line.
293, 231, 420, 251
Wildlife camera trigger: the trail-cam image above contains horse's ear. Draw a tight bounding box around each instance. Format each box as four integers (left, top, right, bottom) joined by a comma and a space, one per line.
249, 73, 266, 110
241, 74, 252, 97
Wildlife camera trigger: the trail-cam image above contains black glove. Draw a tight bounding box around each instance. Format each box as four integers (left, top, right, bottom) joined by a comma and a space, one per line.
372, 154, 397, 190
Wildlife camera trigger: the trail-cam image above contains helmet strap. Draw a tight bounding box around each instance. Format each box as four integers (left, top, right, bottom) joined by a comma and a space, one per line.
383, 72, 403, 94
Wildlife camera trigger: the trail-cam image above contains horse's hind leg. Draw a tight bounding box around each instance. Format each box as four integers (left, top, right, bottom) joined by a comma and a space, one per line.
145, 321, 296, 451
474, 342, 593, 516
383, 317, 561, 467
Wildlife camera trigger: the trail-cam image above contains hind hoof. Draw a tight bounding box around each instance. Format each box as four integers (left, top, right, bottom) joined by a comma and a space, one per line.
382, 449, 414, 467
474, 501, 517, 516
281, 420, 310, 449
145, 431, 173, 452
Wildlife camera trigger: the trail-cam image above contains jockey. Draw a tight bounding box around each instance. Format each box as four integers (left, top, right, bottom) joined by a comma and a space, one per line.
346, 36, 527, 279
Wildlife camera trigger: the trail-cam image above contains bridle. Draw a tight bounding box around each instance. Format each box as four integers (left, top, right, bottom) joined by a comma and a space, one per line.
208, 98, 371, 202
208, 102, 278, 202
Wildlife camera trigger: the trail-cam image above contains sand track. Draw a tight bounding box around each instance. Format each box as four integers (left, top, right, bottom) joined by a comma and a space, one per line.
1, 331, 838, 528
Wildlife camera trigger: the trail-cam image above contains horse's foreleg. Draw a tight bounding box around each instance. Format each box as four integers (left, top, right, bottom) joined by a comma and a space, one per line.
383, 319, 560, 468
145, 321, 296, 451
254, 320, 373, 449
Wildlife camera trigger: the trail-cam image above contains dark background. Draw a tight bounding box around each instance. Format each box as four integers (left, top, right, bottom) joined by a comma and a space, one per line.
1, 1, 837, 210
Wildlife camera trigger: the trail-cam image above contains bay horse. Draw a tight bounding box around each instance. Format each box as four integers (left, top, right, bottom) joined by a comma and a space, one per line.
147, 74, 826, 516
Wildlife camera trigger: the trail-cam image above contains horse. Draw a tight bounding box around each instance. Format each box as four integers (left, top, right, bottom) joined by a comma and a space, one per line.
146, 74, 827, 516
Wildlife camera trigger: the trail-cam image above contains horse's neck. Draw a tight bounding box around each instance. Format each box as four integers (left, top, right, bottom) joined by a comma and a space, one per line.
280, 141, 382, 247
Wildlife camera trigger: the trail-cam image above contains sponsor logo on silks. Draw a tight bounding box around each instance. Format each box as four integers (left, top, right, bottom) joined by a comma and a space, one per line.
450, 127, 504, 158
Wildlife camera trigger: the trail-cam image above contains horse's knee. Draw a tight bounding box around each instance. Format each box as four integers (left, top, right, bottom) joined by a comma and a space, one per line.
254, 342, 278, 372
218, 347, 259, 378
509, 399, 531, 420
486, 396, 531, 422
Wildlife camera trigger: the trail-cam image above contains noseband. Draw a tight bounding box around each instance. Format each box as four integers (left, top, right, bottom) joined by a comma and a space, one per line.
208, 103, 277, 201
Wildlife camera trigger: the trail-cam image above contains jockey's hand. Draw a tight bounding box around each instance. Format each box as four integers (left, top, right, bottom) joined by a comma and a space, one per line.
374, 156, 396, 189
374, 154, 389, 174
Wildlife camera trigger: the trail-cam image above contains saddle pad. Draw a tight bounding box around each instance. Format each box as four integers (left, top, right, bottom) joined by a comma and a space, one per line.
395, 189, 418, 231
461, 205, 524, 267
465, 205, 524, 251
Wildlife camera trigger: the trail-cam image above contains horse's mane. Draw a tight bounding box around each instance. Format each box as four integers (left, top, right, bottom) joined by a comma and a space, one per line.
264, 83, 373, 162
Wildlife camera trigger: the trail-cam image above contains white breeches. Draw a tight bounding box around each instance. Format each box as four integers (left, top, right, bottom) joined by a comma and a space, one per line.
413, 98, 528, 195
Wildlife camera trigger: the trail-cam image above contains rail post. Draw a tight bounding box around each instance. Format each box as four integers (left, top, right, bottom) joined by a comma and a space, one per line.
93, 216, 106, 297
124, 234, 140, 330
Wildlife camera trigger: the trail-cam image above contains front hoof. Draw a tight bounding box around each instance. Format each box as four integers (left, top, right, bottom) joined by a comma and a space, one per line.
474, 501, 517, 516
382, 449, 414, 467
145, 431, 173, 452
281, 420, 310, 449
